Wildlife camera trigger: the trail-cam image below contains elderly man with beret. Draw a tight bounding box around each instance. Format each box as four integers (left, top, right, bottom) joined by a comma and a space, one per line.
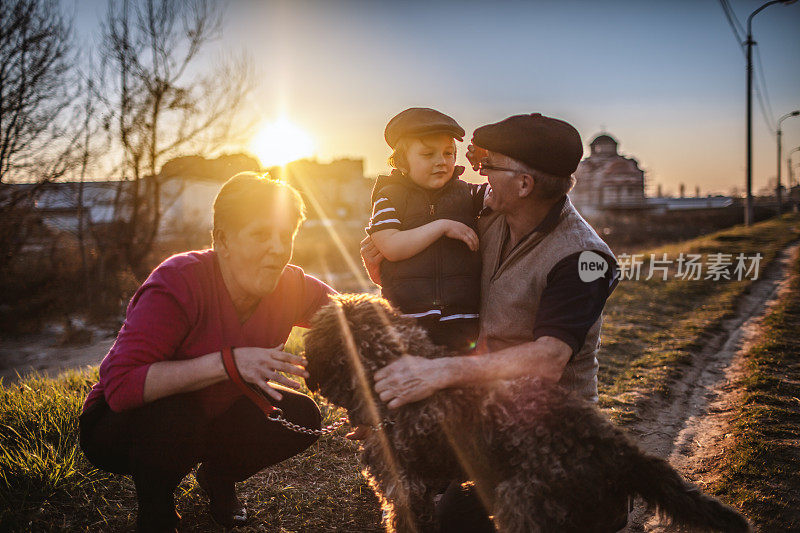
361, 113, 623, 532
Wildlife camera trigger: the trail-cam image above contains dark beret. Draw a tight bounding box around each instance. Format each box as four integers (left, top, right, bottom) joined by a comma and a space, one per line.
472, 113, 583, 178
384, 108, 465, 148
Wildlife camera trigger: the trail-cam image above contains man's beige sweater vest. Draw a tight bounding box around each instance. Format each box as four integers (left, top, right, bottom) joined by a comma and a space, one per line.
477, 197, 615, 402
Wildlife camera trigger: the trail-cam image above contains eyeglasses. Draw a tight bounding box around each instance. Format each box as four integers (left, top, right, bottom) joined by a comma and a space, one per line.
478, 161, 521, 173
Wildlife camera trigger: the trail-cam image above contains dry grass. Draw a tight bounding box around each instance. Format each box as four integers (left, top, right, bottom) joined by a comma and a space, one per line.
0, 364, 381, 532
706, 247, 800, 531
1, 214, 798, 531
598, 214, 800, 423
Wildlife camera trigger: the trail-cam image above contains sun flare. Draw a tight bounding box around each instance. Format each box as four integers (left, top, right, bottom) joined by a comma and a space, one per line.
250, 117, 315, 167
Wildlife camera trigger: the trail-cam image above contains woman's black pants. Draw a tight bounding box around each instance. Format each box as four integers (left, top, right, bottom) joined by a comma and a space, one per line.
79, 387, 321, 531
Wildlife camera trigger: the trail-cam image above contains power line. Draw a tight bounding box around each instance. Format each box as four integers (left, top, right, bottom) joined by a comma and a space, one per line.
717, 0, 744, 54
753, 44, 777, 133
725, 0, 746, 40
717, 0, 777, 135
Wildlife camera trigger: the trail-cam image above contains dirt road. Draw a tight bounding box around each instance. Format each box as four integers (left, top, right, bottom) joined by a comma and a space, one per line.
621, 241, 800, 531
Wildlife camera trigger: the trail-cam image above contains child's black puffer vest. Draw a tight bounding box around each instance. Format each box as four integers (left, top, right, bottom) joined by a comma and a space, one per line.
370, 169, 482, 321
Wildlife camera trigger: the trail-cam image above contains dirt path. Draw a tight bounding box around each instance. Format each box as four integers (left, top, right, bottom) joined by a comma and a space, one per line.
0, 324, 116, 383
621, 241, 800, 532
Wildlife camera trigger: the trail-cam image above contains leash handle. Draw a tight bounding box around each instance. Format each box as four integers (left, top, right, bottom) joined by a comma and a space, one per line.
221, 346, 349, 437
221, 346, 275, 414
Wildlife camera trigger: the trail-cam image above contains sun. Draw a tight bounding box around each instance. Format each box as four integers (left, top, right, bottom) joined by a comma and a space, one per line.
250, 117, 315, 167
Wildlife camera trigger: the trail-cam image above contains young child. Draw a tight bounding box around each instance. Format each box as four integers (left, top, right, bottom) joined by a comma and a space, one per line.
366, 108, 487, 351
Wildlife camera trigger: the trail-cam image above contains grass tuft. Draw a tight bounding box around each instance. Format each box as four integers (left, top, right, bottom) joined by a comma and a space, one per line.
0, 368, 119, 529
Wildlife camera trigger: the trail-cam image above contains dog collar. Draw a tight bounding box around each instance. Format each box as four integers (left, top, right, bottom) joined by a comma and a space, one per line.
371, 418, 394, 432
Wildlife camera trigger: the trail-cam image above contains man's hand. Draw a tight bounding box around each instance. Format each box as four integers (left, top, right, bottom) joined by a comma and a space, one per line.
233, 345, 308, 402
360, 235, 384, 285
374, 355, 448, 409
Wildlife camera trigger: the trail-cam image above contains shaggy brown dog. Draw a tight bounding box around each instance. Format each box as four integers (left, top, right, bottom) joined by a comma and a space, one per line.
304, 293, 750, 533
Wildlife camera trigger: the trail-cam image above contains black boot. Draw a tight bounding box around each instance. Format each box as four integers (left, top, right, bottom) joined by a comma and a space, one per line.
196, 463, 248, 528
133, 474, 180, 533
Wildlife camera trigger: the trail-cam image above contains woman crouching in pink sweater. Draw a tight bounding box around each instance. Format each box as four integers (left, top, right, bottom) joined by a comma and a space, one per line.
80, 172, 335, 532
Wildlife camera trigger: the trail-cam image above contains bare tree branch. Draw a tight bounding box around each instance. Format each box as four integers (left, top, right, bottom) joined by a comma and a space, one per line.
0, 0, 77, 184
99, 0, 254, 276
0, 0, 82, 269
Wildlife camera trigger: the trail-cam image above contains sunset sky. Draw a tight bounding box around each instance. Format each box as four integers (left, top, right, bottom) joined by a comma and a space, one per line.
73, 0, 800, 197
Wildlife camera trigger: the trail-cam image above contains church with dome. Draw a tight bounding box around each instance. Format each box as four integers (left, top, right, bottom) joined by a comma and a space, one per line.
571, 133, 648, 216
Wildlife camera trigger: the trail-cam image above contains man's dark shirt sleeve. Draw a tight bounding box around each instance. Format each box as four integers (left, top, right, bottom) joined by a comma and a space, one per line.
532, 252, 619, 356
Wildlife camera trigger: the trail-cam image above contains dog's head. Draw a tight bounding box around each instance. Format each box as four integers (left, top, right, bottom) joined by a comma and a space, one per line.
304, 293, 440, 424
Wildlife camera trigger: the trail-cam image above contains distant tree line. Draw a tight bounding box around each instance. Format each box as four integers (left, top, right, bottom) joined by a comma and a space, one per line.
0, 0, 256, 336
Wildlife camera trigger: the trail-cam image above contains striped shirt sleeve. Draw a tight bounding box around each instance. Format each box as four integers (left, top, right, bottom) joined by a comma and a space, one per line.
470, 182, 490, 217
366, 195, 402, 234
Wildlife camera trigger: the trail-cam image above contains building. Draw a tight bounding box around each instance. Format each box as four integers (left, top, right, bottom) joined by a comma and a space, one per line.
1, 181, 120, 254
30, 182, 118, 234
645, 196, 733, 213
157, 154, 262, 238
11, 155, 375, 246
571, 133, 648, 217
272, 158, 374, 221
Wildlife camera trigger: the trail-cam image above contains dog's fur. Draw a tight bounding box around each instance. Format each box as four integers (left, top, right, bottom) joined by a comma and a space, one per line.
304, 294, 750, 533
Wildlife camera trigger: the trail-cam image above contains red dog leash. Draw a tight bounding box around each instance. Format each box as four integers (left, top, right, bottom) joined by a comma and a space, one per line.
220, 346, 276, 414
220, 346, 349, 436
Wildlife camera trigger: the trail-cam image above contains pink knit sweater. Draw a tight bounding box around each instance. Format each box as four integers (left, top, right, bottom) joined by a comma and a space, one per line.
83, 249, 333, 415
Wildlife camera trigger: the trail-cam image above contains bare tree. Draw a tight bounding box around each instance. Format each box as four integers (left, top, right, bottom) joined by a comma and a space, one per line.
0, 0, 80, 267
100, 0, 255, 276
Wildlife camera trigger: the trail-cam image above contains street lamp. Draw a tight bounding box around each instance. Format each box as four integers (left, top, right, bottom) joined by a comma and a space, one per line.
789, 146, 800, 189
744, 0, 797, 225
788, 146, 800, 212
777, 110, 800, 212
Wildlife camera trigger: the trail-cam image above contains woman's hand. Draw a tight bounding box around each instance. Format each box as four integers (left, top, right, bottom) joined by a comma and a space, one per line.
360, 235, 384, 285
441, 220, 479, 251
233, 345, 309, 402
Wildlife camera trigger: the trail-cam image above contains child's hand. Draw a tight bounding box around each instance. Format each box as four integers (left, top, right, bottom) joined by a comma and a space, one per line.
466, 143, 488, 171
441, 220, 479, 251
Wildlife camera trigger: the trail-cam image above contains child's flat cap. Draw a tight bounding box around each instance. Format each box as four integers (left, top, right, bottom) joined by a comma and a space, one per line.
385, 108, 465, 148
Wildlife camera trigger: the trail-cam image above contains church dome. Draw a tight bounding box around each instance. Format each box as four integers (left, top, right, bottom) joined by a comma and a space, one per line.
590, 133, 619, 156
590, 134, 618, 146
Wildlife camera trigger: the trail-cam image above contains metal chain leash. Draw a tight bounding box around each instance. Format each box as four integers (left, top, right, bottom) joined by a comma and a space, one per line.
267, 407, 350, 437
266, 407, 395, 438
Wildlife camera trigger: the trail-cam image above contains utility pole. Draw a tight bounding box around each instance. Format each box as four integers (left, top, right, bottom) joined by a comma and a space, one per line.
746, 25, 754, 225
790, 147, 800, 188
744, 0, 796, 225
789, 149, 799, 212
777, 111, 800, 213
